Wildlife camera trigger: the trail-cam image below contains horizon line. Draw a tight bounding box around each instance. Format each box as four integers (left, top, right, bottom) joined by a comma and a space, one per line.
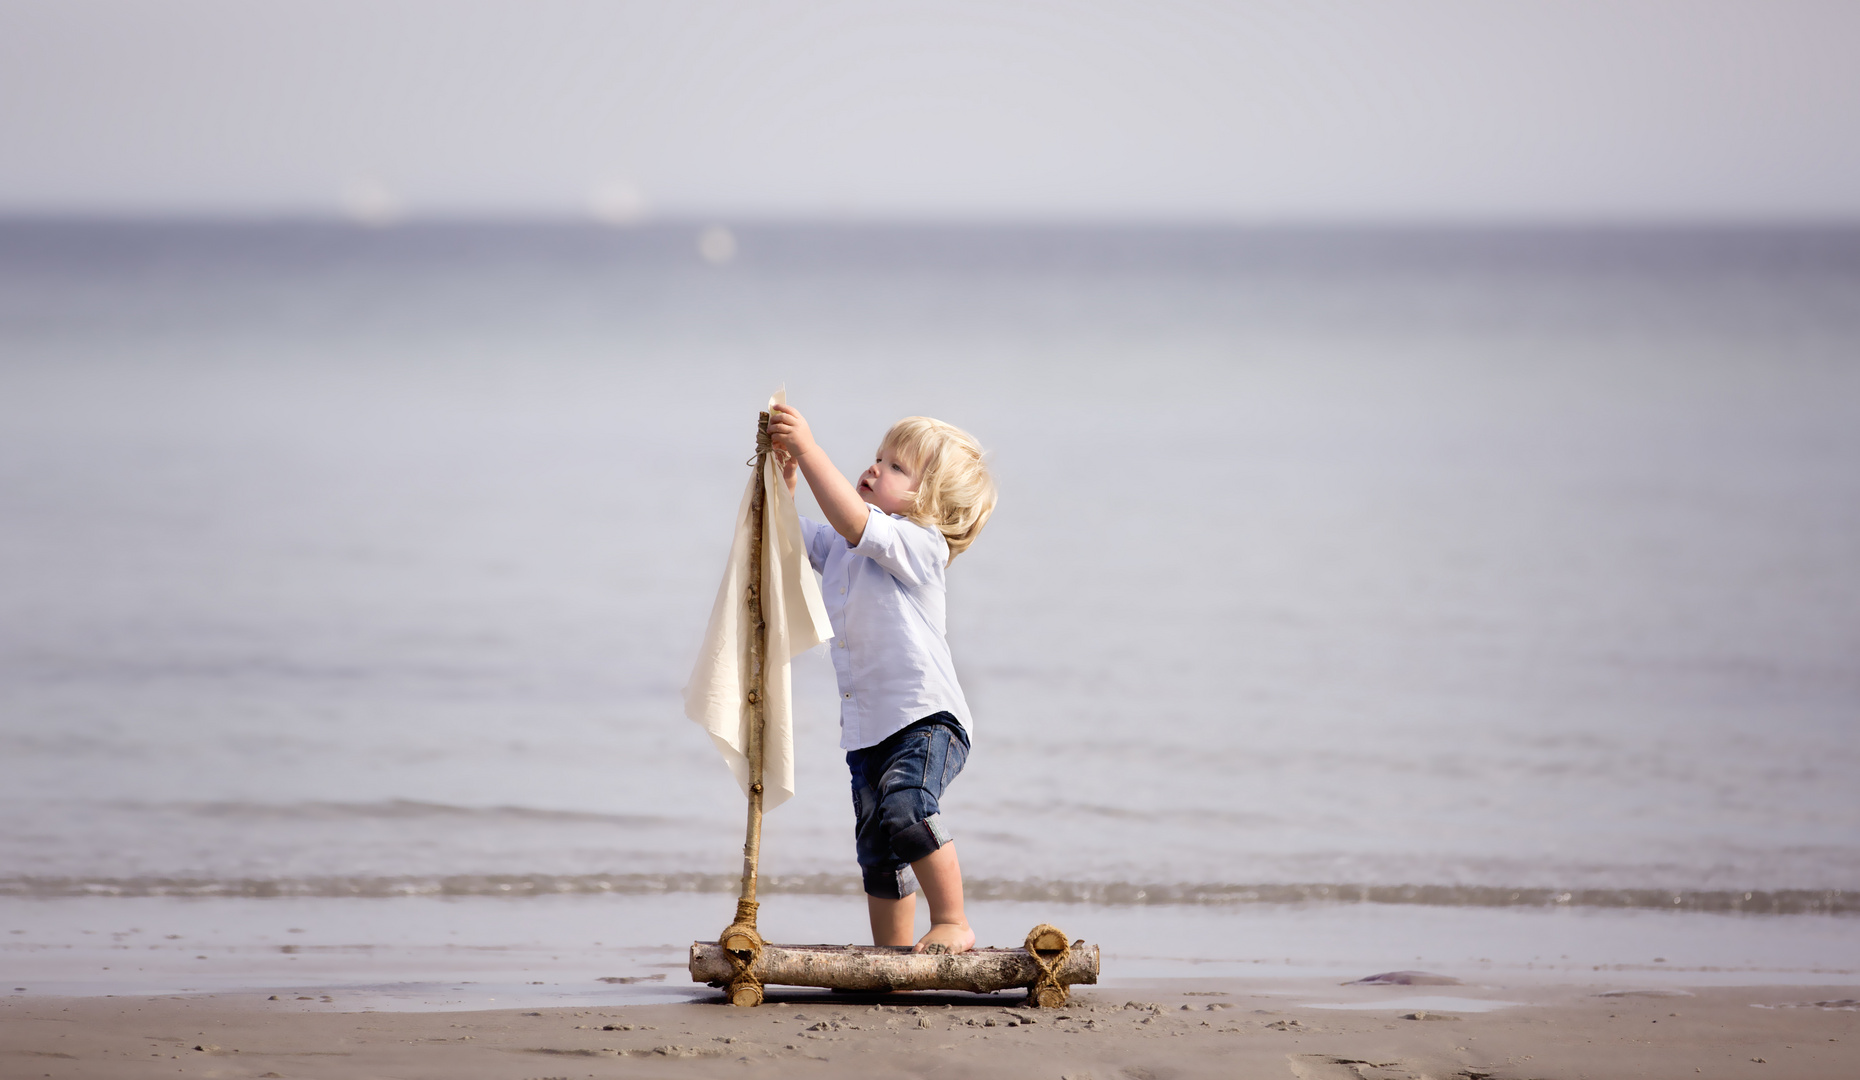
4, 211, 1860, 234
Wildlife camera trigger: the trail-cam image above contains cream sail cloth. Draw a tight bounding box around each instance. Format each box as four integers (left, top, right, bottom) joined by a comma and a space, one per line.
683, 393, 833, 811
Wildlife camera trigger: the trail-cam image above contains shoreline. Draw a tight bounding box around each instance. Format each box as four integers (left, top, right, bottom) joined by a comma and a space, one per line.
7, 893, 1857, 1005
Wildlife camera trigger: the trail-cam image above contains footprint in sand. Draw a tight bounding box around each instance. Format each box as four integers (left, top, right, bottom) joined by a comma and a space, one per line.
1287, 1054, 1454, 1080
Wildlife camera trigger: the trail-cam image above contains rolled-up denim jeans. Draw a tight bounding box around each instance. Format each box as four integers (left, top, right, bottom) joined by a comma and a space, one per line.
846, 712, 970, 900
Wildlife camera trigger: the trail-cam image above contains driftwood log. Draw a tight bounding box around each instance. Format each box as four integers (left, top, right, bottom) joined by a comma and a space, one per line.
690, 935, 1098, 1004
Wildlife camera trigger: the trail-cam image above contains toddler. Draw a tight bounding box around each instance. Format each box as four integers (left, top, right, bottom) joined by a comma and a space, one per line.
768, 403, 995, 954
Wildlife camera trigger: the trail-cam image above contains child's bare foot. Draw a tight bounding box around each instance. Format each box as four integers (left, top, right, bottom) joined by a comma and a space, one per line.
913, 921, 975, 955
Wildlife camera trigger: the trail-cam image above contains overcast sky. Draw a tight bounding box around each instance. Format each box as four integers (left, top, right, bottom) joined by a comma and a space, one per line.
3, 1, 1857, 223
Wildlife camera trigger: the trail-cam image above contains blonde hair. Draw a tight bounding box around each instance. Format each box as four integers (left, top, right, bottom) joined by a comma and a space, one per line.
880, 416, 996, 560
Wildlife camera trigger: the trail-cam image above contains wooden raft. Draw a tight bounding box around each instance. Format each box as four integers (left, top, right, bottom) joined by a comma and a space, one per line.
692, 412, 1098, 1007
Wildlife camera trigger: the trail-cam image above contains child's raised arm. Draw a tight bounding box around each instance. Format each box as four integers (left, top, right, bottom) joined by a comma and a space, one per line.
768, 403, 870, 545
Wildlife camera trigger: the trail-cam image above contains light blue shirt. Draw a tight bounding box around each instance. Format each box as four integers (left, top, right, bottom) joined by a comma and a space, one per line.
802, 504, 972, 751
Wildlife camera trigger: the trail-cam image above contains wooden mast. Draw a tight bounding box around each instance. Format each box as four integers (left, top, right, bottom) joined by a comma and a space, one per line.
719, 410, 772, 1007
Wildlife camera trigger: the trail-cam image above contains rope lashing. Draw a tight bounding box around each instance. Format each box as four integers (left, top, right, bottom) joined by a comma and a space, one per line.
720, 898, 765, 1007
747, 413, 773, 466
1023, 923, 1074, 1007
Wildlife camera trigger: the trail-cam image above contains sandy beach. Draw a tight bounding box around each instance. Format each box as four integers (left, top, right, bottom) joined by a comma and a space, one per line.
5, 977, 1855, 1079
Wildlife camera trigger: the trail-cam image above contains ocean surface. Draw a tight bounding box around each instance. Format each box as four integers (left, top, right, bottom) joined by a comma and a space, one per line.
2, 222, 1857, 996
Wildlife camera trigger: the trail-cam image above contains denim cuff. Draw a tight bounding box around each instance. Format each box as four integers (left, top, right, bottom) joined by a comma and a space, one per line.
889, 812, 953, 865
862, 864, 919, 900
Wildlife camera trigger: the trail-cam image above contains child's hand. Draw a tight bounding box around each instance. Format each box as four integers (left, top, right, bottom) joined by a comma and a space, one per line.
768, 402, 865, 543
768, 403, 817, 462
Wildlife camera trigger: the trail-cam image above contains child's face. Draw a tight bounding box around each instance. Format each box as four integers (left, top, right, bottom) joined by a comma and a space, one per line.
857, 445, 918, 516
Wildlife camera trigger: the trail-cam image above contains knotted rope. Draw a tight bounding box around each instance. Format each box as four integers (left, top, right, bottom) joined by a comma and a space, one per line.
1023, 923, 1074, 1007
748, 414, 773, 466
720, 898, 765, 1006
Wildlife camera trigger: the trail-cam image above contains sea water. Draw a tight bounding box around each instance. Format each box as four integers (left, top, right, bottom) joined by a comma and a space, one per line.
2, 223, 1856, 998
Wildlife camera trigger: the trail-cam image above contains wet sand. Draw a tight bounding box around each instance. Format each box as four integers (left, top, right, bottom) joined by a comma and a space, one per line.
4, 978, 1854, 1079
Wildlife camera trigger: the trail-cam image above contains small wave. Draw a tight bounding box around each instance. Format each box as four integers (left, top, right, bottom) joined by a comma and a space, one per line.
0, 873, 816, 900
961, 881, 1860, 915
2, 874, 1852, 914
123, 799, 674, 827
985, 800, 1284, 827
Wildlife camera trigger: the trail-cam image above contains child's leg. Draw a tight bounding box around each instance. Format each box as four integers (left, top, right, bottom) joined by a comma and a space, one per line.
852, 714, 972, 952
909, 841, 974, 954
866, 894, 914, 946
850, 744, 918, 946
